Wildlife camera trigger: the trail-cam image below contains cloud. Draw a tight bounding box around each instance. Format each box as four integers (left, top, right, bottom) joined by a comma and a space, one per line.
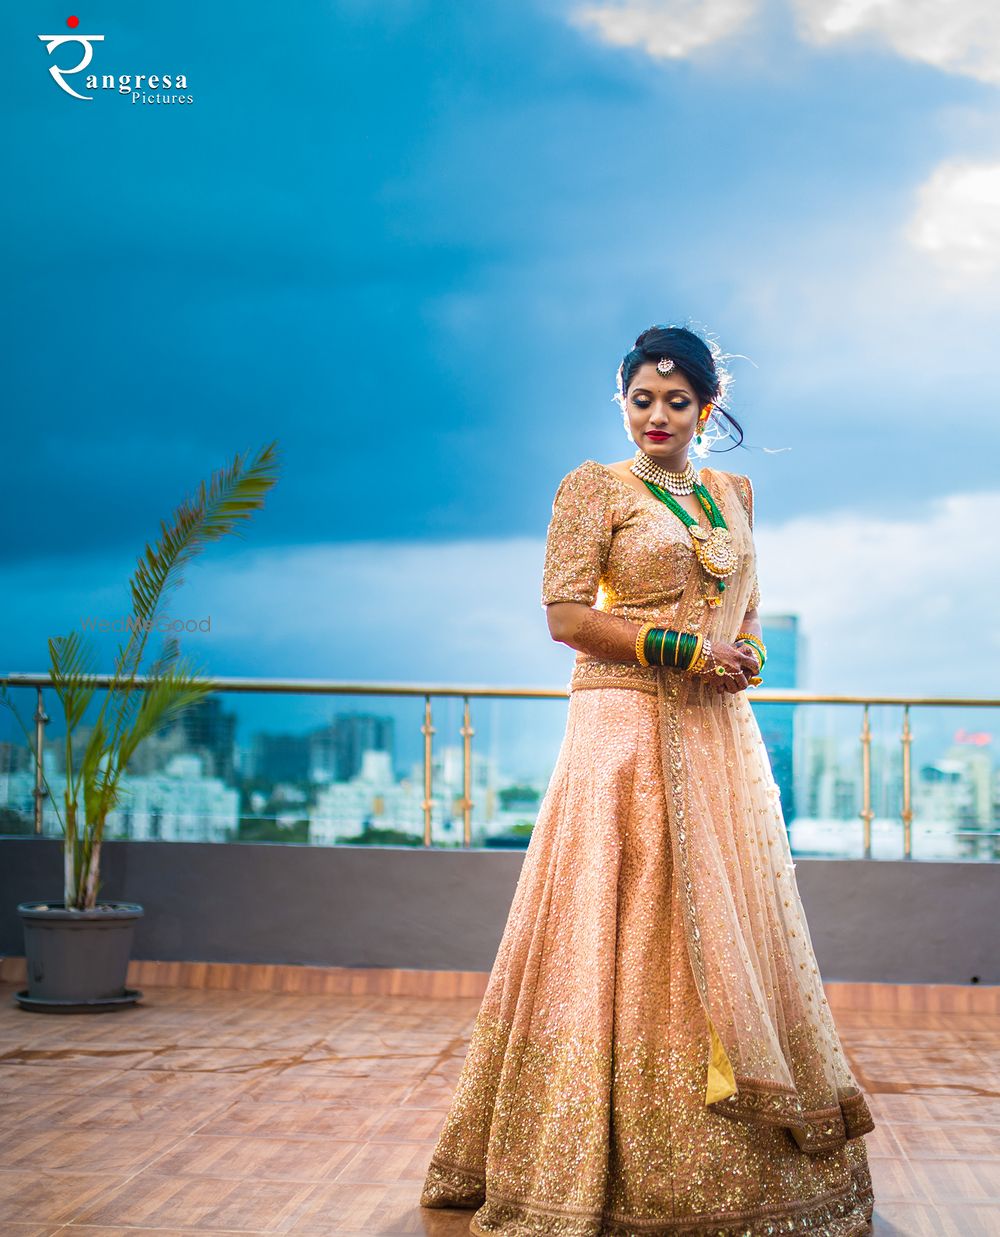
754, 488, 1000, 693
567, 0, 757, 60
569, 0, 1000, 85
903, 158, 1000, 278
790, 0, 1000, 85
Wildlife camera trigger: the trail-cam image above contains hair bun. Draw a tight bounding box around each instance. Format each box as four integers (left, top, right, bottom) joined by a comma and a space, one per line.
614, 323, 745, 455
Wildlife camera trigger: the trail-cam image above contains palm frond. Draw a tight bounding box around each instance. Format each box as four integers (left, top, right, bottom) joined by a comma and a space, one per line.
100, 441, 280, 786
40, 440, 281, 906
127, 440, 280, 631
147, 635, 182, 678
80, 715, 112, 827
47, 632, 100, 731
115, 660, 216, 775
107, 635, 182, 755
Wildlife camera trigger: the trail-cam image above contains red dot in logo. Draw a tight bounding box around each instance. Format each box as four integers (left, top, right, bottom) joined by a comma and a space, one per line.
67, 15, 80, 27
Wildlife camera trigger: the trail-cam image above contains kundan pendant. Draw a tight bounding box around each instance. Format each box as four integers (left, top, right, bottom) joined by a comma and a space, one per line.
692, 526, 738, 578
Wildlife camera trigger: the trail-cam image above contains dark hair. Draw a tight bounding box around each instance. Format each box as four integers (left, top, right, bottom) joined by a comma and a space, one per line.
615, 323, 745, 453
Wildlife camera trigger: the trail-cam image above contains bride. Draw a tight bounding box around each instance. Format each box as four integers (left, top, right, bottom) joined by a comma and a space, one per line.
420, 324, 876, 1236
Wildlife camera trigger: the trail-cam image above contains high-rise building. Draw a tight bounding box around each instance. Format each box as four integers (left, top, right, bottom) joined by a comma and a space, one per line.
250, 732, 312, 783
309, 712, 395, 783
752, 613, 801, 823
176, 695, 238, 782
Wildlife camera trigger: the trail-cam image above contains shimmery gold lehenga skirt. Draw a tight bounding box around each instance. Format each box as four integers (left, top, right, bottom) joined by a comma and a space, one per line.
420, 674, 876, 1236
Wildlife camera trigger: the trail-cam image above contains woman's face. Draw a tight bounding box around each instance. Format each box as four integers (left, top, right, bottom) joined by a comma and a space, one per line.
623, 362, 706, 466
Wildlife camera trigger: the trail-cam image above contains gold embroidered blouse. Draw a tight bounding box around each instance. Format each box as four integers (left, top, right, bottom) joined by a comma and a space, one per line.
540, 459, 761, 695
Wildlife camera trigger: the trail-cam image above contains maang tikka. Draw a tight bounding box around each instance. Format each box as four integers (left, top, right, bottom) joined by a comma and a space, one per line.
656, 356, 711, 444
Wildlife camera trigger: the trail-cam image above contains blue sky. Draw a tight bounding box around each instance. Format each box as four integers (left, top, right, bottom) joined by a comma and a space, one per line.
4, 0, 1000, 714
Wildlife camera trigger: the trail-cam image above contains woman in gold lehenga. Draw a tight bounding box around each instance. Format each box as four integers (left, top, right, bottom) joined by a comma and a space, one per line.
420, 325, 876, 1235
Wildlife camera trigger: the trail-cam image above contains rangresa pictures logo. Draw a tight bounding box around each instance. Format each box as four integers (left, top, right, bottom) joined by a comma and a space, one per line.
38, 14, 192, 104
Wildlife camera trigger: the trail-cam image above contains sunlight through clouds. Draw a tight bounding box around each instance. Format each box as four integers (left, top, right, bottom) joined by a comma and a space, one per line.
570, 0, 1000, 85
790, 0, 1000, 85
904, 159, 1000, 277
566, 0, 1000, 287
567, 0, 757, 60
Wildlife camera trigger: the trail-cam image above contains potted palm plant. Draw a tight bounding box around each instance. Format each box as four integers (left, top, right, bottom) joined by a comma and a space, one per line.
0, 441, 280, 1011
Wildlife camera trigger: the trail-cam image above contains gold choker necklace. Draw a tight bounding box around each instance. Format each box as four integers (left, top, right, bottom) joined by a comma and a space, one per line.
629, 448, 697, 495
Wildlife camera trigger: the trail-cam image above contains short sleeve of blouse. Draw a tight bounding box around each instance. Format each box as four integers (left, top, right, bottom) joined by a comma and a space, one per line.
540, 461, 614, 608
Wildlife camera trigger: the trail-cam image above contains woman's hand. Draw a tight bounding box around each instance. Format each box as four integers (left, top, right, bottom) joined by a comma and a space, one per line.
696, 640, 761, 694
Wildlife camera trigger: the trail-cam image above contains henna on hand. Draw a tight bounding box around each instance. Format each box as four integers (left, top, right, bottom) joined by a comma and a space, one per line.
698, 640, 759, 693
574, 609, 637, 663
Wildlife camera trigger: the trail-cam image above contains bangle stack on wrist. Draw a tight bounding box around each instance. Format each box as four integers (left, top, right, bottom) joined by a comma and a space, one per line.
635, 622, 712, 674
735, 631, 767, 686
634, 623, 765, 685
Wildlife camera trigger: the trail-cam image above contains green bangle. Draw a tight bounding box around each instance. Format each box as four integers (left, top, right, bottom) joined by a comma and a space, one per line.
643, 627, 702, 670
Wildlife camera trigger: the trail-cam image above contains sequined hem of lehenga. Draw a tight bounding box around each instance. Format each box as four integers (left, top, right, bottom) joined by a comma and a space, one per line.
422, 1154, 874, 1236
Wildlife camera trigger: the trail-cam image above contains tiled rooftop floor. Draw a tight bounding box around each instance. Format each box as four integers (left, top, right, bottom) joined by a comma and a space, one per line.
0, 981, 997, 1235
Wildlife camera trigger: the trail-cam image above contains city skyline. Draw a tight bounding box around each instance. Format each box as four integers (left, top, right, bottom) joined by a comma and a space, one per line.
3, 602, 994, 861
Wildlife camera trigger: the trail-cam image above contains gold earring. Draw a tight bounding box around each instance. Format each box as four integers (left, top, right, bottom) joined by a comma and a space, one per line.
695, 404, 711, 445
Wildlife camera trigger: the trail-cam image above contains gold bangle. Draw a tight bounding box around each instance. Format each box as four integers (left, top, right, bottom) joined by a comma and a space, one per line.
736, 631, 767, 669
635, 620, 656, 667
740, 645, 763, 674
690, 635, 712, 674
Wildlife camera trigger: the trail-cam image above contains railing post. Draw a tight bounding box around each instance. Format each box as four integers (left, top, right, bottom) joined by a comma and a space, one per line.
859, 703, 873, 860
421, 693, 435, 847
32, 686, 49, 835
460, 695, 474, 848
900, 704, 913, 860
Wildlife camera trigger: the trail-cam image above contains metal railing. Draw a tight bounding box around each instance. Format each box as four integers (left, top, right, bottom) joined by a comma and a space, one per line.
2, 673, 997, 858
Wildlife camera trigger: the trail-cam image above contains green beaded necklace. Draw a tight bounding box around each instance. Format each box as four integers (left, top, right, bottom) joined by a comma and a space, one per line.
638, 476, 739, 608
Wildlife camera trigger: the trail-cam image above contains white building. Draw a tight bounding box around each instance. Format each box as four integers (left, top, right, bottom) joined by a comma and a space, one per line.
3, 752, 239, 843
310, 744, 502, 845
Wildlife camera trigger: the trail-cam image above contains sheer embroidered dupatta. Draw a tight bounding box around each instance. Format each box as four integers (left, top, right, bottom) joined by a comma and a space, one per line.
659, 469, 875, 1153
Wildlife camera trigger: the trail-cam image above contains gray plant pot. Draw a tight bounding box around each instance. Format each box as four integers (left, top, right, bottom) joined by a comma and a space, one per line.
16, 900, 144, 1013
